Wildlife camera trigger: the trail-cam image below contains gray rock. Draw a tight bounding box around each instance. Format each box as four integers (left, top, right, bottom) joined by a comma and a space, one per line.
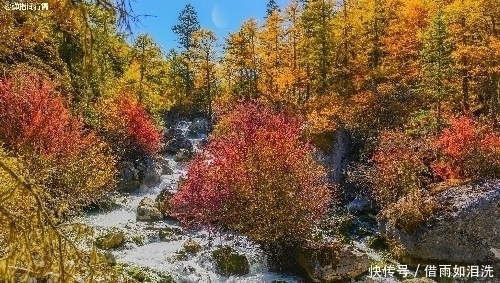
379, 180, 500, 264
138, 158, 161, 187
136, 197, 162, 221
163, 128, 193, 154
117, 157, 161, 192
316, 126, 350, 184
296, 241, 370, 282
187, 118, 210, 138
117, 161, 140, 191
161, 162, 173, 175
174, 149, 192, 162
347, 195, 372, 214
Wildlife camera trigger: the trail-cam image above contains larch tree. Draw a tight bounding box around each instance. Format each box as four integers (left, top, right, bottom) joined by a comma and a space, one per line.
190, 29, 219, 122
258, 8, 286, 106
222, 19, 260, 101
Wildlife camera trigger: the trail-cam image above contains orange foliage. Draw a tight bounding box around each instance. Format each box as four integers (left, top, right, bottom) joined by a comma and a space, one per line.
433, 116, 500, 179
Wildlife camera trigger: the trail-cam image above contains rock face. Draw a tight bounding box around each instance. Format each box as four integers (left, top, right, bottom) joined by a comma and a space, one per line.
212, 246, 250, 277
163, 128, 193, 154
136, 197, 162, 221
117, 156, 162, 192
296, 241, 369, 283
379, 180, 500, 264
317, 126, 350, 184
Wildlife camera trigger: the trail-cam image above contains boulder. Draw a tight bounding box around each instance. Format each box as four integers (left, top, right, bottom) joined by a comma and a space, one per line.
99, 251, 117, 265
296, 241, 369, 283
187, 118, 210, 138
116, 161, 140, 191
117, 157, 161, 192
163, 128, 193, 154
156, 188, 175, 217
379, 180, 500, 264
95, 229, 125, 250
137, 157, 161, 187
136, 197, 162, 221
212, 246, 250, 277
182, 239, 202, 254
160, 162, 173, 175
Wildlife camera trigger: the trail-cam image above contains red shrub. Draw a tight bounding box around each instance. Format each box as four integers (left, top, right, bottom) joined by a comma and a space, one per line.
433, 116, 500, 179
0, 71, 117, 213
0, 71, 84, 155
118, 95, 161, 154
170, 103, 331, 244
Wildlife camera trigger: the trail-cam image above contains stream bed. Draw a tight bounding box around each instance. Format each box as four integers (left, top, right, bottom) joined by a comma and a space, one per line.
76, 121, 304, 283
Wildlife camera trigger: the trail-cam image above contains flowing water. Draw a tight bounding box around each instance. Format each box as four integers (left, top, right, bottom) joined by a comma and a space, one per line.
76, 121, 303, 283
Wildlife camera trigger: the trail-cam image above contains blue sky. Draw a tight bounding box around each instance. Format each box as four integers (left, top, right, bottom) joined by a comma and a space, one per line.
128, 0, 289, 52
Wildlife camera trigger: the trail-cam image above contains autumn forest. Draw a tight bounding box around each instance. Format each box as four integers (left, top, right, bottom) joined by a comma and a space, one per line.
1, 0, 500, 282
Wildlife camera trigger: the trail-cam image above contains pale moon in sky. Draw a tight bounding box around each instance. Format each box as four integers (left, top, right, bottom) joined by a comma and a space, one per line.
211, 6, 227, 28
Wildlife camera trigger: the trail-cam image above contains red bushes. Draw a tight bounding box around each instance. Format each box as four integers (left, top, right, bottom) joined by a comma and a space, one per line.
0, 71, 82, 155
0, 71, 117, 213
433, 116, 500, 179
170, 103, 331, 244
118, 95, 161, 154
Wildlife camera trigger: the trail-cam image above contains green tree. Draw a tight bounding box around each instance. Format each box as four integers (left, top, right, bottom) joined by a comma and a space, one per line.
300, 0, 337, 98
420, 8, 456, 126
172, 4, 201, 102
266, 0, 281, 16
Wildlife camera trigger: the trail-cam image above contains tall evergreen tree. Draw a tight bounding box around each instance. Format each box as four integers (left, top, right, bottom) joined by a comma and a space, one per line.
172, 4, 201, 51
172, 4, 201, 108
266, 0, 280, 16
420, 8, 456, 126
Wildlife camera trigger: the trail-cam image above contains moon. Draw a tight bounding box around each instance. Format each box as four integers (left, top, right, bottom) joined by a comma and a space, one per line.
211, 6, 227, 28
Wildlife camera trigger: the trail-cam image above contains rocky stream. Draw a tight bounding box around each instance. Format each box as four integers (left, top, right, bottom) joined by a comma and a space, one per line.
72, 120, 500, 283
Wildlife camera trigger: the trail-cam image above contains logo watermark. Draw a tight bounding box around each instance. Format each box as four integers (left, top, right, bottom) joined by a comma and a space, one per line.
4, 2, 48, 11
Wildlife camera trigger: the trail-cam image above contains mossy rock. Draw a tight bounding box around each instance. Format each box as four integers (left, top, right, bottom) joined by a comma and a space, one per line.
159, 227, 182, 242
99, 251, 116, 265
182, 239, 201, 254
212, 246, 250, 277
367, 235, 387, 250
174, 149, 192, 162
131, 235, 146, 246
95, 229, 125, 250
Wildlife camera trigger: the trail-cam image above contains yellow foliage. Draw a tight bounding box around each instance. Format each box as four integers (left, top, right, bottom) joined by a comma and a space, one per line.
0, 146, 127, 282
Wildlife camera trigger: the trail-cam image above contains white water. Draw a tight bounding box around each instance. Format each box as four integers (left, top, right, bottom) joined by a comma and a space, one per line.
76, 121, 302, 283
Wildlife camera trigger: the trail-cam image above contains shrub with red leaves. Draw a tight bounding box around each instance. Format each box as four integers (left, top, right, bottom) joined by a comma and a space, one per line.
0, 71, 83, 155
118, 95, 161, 155
170, 103, 331, 245
433, 116, 500, 179
0, 70, 116, 213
